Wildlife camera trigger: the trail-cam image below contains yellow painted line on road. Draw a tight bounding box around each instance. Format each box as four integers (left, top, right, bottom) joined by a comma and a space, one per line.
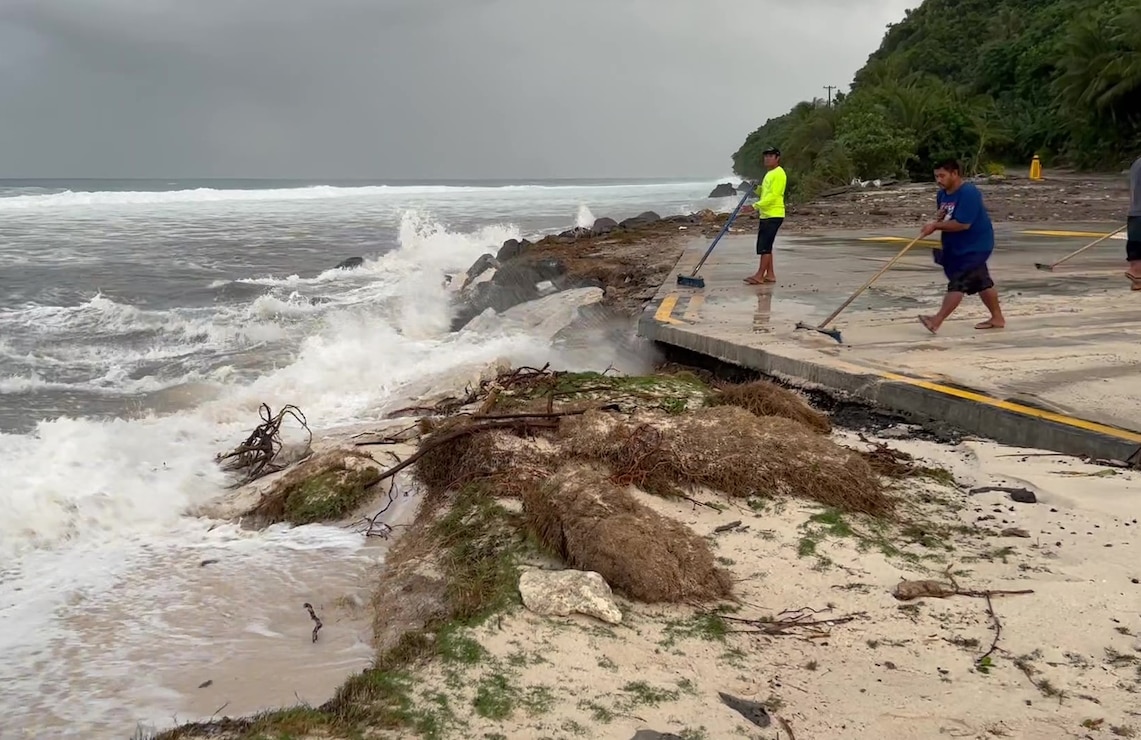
858, 236, 941, 246
653, 293, 685, 325
1020, 229, 1111, 238
878, 371, 1141, 444
682, 294, 705, 322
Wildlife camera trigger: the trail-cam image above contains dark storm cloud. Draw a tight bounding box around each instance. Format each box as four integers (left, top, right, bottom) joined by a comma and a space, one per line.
0, 0, 915, 179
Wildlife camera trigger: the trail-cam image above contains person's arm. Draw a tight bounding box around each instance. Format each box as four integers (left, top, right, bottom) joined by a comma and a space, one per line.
920, 194, 945, 237
743, 178, 765, 215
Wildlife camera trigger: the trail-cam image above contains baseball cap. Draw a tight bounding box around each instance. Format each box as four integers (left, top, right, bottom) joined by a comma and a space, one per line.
763, 147, 781, 156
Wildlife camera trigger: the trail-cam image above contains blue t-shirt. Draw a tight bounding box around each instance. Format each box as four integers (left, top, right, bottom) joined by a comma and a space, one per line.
934, 182, 994, 277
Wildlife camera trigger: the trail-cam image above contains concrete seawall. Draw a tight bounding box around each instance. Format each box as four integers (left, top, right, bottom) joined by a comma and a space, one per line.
638, 224, 1141, 463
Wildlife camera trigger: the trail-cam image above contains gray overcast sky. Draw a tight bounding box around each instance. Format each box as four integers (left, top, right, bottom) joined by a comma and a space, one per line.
0, 1, 915, 180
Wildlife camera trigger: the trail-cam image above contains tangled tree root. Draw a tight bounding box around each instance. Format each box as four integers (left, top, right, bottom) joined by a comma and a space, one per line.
709, 379, 831, 434
523, 464, 733, 603
216, 403, 312, 485
560, 406, 893, 517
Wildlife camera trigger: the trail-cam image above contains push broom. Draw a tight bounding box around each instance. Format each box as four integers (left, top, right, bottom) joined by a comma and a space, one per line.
1033, 225, 1126, 271
677, 187, 753, 289
795, 232, 926, 343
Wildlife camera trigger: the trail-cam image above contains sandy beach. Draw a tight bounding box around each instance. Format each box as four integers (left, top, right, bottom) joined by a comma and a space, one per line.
143, 175, 1140, 740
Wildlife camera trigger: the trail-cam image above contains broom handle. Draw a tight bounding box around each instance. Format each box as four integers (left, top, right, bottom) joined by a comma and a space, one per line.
818, 234, 924, 329
1050, 224, 1127, 267
690, 187, 753, 275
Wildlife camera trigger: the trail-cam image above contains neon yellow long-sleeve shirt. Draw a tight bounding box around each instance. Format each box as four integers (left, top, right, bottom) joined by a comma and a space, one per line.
752, 166, 787, 218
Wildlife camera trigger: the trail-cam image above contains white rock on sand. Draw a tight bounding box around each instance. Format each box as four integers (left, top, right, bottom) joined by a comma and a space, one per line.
518, 568, 624, 625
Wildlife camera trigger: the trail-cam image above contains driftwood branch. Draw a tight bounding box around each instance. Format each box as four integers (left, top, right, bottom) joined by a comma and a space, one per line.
216, 403, 311, 485
893, 569, 1033, 672
716, 606, 864, 639
303, 602, 323, 643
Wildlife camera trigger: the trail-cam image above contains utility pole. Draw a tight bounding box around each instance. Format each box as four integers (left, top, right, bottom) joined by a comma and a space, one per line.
823, 85, 838, 106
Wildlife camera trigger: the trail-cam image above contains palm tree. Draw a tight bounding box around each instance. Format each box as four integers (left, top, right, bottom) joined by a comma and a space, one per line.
1056, 9, 1141, 117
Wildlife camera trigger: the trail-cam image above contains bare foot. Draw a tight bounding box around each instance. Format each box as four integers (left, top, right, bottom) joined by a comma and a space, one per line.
762, 277, 777, 283
974, 319, 1005, 330
744, 275, 763, 285
1127, 273, 1141, 291
917, 315, 938, 334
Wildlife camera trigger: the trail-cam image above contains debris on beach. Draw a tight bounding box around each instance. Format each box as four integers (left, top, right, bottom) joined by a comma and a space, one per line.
303, 602, 324, 643
708, 378, 832, 434
524, 464, 732, 603
559, 406, 891, 516
215, 402, 312, 485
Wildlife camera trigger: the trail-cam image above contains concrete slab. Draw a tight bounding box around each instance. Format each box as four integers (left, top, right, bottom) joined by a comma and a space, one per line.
639, 223, 1141, 461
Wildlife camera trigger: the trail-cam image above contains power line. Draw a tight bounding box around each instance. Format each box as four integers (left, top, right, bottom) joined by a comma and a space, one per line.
823, 85, 838, 106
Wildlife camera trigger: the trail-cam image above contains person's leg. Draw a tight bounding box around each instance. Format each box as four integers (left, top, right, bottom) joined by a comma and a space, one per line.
759, 254, 774, 281
1126, 217, 1141, 288
746, 219, 775, 284
919, 291, 964, 333
977, 288, 1005, 328
969, 263, 1004, 329
746, 221, 768, 283
760, 218, 783, 282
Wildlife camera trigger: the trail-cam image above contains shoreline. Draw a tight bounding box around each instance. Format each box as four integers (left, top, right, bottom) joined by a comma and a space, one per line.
153, 180, 1140, 740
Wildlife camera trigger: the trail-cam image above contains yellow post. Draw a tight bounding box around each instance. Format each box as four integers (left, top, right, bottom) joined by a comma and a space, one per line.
1029, 154, 1043, 181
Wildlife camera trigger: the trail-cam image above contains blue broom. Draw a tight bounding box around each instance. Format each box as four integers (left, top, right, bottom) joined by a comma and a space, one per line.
677, 187, 753, 289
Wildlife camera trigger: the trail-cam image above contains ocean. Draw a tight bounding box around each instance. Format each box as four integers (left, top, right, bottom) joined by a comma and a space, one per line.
0, 177, 735, 737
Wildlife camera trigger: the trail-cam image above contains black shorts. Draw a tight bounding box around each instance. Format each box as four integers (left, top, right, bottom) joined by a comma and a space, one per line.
1128, 216, 1141, 262
946, 263, 994, 295
756, 217, 783, 255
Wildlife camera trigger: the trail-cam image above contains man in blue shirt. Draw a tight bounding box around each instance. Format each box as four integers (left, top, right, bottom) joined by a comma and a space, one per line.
1126, 153, 1140, 289
917, 158, 1006, 334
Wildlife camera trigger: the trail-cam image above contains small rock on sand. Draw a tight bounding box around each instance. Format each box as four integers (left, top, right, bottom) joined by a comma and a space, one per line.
518, 568, 622, 624
717, 691, 772, 728
1009, 489, 1037, 504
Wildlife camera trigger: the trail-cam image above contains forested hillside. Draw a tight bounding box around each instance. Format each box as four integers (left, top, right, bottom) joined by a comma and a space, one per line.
732, 0, 1141, 197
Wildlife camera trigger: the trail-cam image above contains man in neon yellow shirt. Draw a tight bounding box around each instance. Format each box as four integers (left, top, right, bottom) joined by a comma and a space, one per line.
744, 146, 787, 284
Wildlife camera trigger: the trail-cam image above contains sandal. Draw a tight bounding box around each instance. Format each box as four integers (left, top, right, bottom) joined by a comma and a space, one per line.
917, 315, 937, 334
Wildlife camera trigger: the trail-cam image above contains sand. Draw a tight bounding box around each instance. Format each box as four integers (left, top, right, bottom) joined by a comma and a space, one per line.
385, 425, 1141, 740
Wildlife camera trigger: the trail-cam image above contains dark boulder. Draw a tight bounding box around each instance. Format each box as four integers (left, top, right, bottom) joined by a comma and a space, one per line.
334, 256, 364, 270
496, 239, 524, 262
708, 182, 737, 198
460, 253, 499, 289
491, 258, 566, 288
591, 217, 618, 235
557, 226, 591, 241
736, 181, 754, 193
618, 211, 661, 229
450, 258, 569, 331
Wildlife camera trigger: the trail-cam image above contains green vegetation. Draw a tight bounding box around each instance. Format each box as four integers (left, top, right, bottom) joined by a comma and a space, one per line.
499, 369, 711, 416
733, 0, 1141, 198
283, 466, 381, 524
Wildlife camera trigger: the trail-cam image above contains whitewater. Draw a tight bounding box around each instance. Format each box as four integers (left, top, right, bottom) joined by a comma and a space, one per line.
0, 177, 735, 737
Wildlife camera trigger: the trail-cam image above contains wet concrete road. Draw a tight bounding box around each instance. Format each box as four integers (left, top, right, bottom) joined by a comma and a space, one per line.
640, 222, 1141, 456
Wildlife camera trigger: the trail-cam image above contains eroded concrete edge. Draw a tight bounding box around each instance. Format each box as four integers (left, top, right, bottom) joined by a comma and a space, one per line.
638, 309, 1140, 463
